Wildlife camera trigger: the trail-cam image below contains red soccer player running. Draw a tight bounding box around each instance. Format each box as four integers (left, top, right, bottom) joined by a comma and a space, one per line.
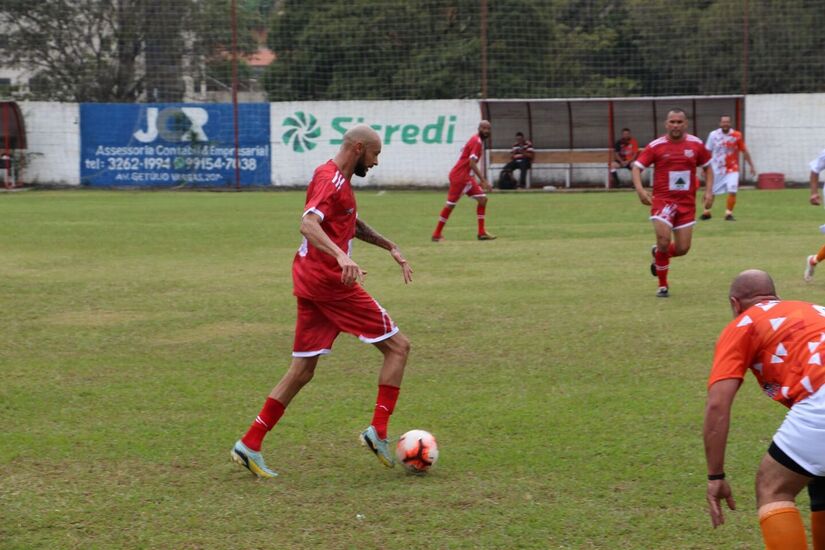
631, 108, 713, 298
231, 124, 414, 478
704, 270, 825, 550
431, 120, 496, 242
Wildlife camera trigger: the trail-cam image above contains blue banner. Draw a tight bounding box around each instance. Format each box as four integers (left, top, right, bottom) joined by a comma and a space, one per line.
80, 103, 271, 187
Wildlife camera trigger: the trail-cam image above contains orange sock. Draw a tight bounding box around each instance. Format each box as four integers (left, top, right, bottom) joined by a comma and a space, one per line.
726, 194, 737, 212
812, 510, 825, 550
816, 244, 825, 264
759, 505, 808, 550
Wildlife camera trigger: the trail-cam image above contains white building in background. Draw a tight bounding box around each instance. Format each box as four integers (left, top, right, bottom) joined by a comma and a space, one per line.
0, 66, 31, 99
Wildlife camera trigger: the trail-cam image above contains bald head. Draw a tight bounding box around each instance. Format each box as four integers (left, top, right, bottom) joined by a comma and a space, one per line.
338, 124, 382, 178
343, 124, 381, 148
729, 269, 779, 315
478, 120, 491, 139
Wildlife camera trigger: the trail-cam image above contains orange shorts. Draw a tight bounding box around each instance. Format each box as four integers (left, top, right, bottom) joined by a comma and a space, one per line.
292, 286, 397, 357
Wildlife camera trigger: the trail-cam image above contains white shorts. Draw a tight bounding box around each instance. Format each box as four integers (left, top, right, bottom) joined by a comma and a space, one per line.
811, 149, 825, 175
773, 384, 825, 476
712, 172, 739, 195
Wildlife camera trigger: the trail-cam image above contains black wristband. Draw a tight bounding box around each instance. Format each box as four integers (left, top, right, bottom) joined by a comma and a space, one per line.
707, 473, 726, 481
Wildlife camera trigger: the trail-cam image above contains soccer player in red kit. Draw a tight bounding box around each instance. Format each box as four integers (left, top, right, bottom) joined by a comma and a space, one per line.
631, 108, 713, 298
231, 125, 414, 478
704, 270, 825, 549
431, 120, 496, 241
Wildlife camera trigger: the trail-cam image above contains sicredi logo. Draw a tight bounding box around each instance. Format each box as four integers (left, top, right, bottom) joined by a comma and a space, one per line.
134, 107, 209, 143
282, 112, 321, 152
281, 113, 457, 152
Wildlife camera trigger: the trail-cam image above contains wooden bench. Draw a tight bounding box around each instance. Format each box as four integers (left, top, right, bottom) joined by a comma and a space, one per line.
488, 149, 612, 188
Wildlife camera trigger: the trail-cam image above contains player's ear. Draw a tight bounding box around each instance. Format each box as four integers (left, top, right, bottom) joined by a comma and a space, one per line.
729, 296, 741, 317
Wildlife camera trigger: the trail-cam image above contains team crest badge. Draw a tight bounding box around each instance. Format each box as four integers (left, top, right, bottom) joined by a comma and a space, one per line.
684, 149, 694, 158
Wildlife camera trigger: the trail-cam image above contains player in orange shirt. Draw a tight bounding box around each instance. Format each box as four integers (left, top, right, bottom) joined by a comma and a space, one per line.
704, 270, 825, 549
701, 115, 756, 221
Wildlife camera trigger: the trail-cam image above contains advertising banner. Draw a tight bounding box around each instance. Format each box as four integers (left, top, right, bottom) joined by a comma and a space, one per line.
80, 103, 271, 187
270, 100, 481, 187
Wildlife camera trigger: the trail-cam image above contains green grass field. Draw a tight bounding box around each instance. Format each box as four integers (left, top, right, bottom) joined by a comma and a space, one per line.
1, 187, 823, 549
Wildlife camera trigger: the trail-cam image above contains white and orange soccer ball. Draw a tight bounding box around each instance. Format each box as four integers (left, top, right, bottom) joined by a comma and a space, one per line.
395, 429, 439, 473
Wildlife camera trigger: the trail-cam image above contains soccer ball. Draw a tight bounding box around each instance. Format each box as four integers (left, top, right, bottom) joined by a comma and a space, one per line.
395, 429, 438, 473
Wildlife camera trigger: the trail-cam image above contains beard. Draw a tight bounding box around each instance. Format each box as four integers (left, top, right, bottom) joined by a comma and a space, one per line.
354, 157, 368, 177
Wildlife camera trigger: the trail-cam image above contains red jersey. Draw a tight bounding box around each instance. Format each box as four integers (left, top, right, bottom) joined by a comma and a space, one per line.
634, 134, 711, 202
449, 134, 484, 183
709, 300, 825, 408
706, 128, 746, 174
292, 160, 359, 301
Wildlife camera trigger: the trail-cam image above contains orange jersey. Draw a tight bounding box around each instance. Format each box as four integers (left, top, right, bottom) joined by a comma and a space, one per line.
706, 128, 746, 174
614, 137, 639, 162
709, 300, 825, 408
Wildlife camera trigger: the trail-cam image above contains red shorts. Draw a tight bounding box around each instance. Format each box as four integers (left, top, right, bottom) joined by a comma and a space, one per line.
446, 176, 485, 204
292, 286, 397, 357
649, 198, 696, 230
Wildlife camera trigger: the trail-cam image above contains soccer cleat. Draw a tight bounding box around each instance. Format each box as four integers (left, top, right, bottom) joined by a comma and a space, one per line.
805, 255, 817, 282
650, 245, 657, 277
477, 233, 497, 241
360, 425, 395, 468
231, 440, 278, 479
656, 286, 669, 298
431, 235, 444, 242
724, 213, 736, 221
700, 212, 712, 220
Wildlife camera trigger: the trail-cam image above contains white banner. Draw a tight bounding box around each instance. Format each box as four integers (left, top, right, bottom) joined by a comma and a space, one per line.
269, 100, 481, 187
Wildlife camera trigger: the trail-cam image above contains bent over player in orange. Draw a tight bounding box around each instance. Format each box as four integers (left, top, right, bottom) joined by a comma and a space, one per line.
631, 108, 713, 298
231, 124, 414, 478
704, 270, 825, 550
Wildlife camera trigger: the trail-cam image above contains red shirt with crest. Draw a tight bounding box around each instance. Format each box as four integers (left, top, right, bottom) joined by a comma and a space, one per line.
292, 160, 360, 301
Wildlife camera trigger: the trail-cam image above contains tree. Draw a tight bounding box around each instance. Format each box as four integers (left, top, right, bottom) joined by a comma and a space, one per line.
0, 0, 263, 102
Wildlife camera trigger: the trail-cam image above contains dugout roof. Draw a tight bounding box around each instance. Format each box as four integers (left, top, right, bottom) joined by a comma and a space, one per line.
481, 96, 743, 150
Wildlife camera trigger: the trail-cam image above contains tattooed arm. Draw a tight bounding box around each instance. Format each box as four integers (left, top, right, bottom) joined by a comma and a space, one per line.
355, 218, 395, 250
355, 218, 413, 284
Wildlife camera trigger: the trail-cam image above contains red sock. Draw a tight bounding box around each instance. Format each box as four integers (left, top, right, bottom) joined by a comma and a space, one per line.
476, 203, 487, 235
433, 206, 452, 237
655, 247, 670, 287
667, 242, 676, 256
370, 384, 400, 440
241, 397, 285, 452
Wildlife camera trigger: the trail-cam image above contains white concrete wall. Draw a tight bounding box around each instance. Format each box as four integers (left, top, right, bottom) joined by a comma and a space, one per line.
18, 102, 80, 185
10, 95, 825, 186
746, 94, 825, 184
